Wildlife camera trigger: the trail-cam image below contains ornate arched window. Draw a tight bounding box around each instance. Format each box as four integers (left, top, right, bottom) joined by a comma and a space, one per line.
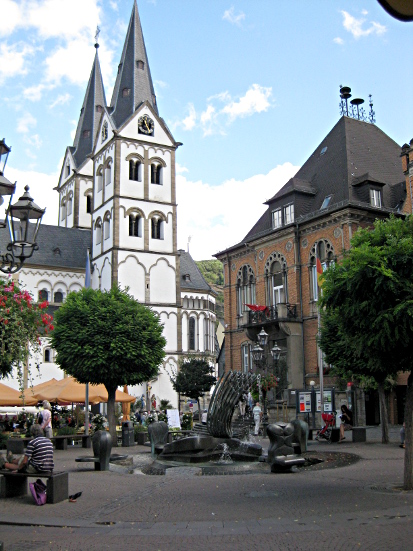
265, 252, 287, 306
236, 265, 256, 316
150, 163, 162, 185
54, 290, 64, 303
38, 289, 48, 302
86, 194, 92, 214
189, 317, 196, 351
105, 161, 112, 186
309, 239, 335, 301
67, 197, 72, 216
96, 166, 103, 191
103, 213, 111, 240
151, 216, 164, 240
129, 213, 142, 237
128, 159, 142, 182
95, 218, 102, 245
60, 198, 66, 221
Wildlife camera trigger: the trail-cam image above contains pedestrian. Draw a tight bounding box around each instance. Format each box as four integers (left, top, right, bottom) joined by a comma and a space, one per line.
39, 400, 53, 439
253, 402, 262, 436
339, 405, 353, 442
239, 392, 246, 417
0, 424, 54, 473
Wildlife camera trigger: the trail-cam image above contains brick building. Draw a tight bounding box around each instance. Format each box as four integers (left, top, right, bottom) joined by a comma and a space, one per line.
216, 108, 410, 422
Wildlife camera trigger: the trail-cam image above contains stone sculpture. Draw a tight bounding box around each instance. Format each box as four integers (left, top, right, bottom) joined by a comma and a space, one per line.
148, 421, 169, 456
92, 430, 112, 471
291, 419, 309, 454
267, 422, 305, 473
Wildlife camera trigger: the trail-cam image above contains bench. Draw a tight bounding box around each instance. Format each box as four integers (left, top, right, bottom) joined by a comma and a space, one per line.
7, 435, 92, 453
0, 470, 68, 504
75, 454, 128, 471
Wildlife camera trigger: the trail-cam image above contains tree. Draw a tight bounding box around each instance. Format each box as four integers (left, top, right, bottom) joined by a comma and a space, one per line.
0, 279, 53, 392
318, 216, 413, 488
51, 286, 166, 443
171, 356, 216, 414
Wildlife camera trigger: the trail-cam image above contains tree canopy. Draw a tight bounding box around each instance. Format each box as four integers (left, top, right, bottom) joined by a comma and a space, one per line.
0, 279, 53, 388
172, 356, 216, 412
51, 286, 166, 440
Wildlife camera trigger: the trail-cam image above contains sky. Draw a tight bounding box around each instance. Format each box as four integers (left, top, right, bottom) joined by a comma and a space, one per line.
1, 0, 412, 260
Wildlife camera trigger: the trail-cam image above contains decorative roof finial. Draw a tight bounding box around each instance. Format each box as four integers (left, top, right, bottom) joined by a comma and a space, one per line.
339, 85, 376, 125
94, 26, 100, 49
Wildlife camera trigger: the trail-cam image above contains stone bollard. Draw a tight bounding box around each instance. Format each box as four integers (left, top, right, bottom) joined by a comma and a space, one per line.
92, 430, 112, 471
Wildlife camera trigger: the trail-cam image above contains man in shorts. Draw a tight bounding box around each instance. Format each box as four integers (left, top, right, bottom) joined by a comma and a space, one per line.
0, 424, 54, 473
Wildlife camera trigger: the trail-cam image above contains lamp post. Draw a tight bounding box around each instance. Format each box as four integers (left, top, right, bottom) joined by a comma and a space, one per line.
251, 327, 283, 438
0, 140, 45, 274
310, 380, 316, 429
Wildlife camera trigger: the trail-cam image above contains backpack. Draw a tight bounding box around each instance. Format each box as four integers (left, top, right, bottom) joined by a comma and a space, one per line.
29, 479, 47, 506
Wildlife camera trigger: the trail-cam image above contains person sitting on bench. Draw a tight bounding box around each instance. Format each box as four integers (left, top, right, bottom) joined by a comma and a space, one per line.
339, 405, 353, 442
0, 424, 54, 473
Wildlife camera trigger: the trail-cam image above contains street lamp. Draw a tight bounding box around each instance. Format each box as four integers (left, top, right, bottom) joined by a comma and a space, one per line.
0, 140, 45, 274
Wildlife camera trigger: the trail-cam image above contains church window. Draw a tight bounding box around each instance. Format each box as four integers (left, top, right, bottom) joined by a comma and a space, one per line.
129, 214, 142, 237
309, 240, 334, 301
189, 317, 196, 351
129, 160, 142, 182
83, 130, 90, 138
66, 164, 70, 177
67, 198, 72, 216
38, 289, 48, 302
151, 217, 164, 240
96, 105, 103, 113
101, 121, 108, 141
104, 215, 110, 240
86, 195, 92, 214
61, 199, 66, 221
95, 219, 102, 245
137, 60, 145, 70
151, 163, 162, 185
54, 291, 64, 303
236, 265, 256, 316
122, 88, 131, 97
105, 162, 112, 186
272, 209, 282, 229
284, 203, 294, 225
97, 167, 103, 191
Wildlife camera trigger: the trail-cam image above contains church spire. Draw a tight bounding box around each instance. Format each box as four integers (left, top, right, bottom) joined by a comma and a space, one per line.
110, 0, 158, 129
72, 40, 107, 168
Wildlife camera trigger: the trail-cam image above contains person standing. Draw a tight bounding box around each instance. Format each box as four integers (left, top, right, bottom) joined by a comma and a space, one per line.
253, 402, 262, 436
239, 392, 247, 417
39, 400, 53, 439
339, 405, 353, 442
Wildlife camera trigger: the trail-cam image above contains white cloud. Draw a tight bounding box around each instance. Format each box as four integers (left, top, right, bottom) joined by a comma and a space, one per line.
177, 162, 299, 260
333, 37, 344, 45
49, 93, 72, 109
341, 10, 386, 39
221, 84, 272, 121
181, 104, 197, 131
223, 6, 246, 27
0, 0, 22, 37
17, 112, 37, 134
0, 42, 34, 83
70, 120, 77, 141
24, 133, 43, 149
0, 166, 59, 227
23, 83, 51, 102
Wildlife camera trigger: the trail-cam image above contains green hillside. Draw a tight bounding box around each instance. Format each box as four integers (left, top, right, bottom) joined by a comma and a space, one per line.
196, 260, 224, 319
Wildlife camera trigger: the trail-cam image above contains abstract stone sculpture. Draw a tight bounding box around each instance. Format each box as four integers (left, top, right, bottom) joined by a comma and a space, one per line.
207, 371, 256, 438
267, 422, 305, 473
148, 421, 169, 456
92, 430, 112, 471
291, 419, 309, 454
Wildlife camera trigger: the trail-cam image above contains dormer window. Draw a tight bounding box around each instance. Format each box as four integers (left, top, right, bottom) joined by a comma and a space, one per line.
370, 189, 382, 208
272, 209, 282, 229
320, 195, 332, 210
122, 88, 131, 97
83, 130, 90, 138
284, 204, 294, 225
137, 60, 145, 70
184, 274, 191, 282
96, 105, 103, 113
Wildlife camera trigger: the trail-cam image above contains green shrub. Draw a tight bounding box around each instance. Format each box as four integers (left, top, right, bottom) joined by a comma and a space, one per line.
0, 432, 9, 449
134, 424, 148, 442
57, 426, 77, 436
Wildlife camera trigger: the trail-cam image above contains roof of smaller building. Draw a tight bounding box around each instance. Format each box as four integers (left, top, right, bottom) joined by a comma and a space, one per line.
0, 224, 91, 270
179, 250, 212, 293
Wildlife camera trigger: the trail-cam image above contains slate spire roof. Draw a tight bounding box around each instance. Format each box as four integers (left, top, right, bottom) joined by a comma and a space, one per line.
72, 47, 107, 168
110, 0, 158, 129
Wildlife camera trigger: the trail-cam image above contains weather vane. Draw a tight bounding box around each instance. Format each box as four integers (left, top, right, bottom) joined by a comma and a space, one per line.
94, 26, 100, 48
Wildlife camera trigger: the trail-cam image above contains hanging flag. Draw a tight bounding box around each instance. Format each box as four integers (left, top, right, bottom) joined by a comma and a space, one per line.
85, 249, 91, 289
316, 257, 323, 287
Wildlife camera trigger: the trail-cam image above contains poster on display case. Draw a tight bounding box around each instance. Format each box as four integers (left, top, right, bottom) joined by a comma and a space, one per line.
316, 390, 334, 412
298, 392, 312, 413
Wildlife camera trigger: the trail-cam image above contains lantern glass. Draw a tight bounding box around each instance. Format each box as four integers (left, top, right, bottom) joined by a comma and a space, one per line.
252, 344, 263, 363
271, 342, 281, 362
257, 327, 268, 347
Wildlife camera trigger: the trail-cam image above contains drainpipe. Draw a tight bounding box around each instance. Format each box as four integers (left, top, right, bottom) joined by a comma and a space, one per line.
295, 222, 306, 388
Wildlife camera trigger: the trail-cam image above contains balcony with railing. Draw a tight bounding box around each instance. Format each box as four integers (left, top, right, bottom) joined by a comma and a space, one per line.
239, 303, 298, 328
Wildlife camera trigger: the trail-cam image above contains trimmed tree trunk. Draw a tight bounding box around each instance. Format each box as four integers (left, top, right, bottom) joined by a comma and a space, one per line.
378, 382, 389, 444
403, 372, 413, 490
106, 385, 118, 447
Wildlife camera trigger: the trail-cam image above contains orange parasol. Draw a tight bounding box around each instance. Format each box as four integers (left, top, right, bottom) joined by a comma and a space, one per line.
0, 382, 38, 406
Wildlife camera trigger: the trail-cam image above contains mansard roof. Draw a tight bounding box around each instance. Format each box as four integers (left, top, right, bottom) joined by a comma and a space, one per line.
179, 250, 212, 293
0, 224, 91, 270
110, 0, 158, 129
72, 49, 106, 168
240, 116, 405, 244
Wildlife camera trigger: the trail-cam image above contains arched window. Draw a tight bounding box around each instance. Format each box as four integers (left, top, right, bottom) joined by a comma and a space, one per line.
60, 199, 66, 221
86, 195, 92, 214
95, 219, 102, 245
265, 253, 287, 306
44, 348, 52, 362
104, 215, 110, 240
38, 289, 48, 302
129, 214, 142, 237
54, 291, 64, 303
129, 160, 142, 182
97, 167, 103, 191
189, 317, 196, 351
151, 217, 164, 240
150, 163, 162, 185
105, 162, 112, 186
236, 265, 256, 316
66, 163, 70, 177
67, 198, 72, 216
309, 240, 335, 301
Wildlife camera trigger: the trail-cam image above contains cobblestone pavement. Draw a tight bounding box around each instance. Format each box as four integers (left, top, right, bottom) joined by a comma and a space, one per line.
1, 425, 411, 550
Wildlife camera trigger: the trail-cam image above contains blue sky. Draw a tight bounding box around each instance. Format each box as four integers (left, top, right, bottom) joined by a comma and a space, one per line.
1, 0, 412, 259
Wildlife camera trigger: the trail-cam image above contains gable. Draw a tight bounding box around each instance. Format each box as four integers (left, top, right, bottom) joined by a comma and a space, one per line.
118, 102, 176, 148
